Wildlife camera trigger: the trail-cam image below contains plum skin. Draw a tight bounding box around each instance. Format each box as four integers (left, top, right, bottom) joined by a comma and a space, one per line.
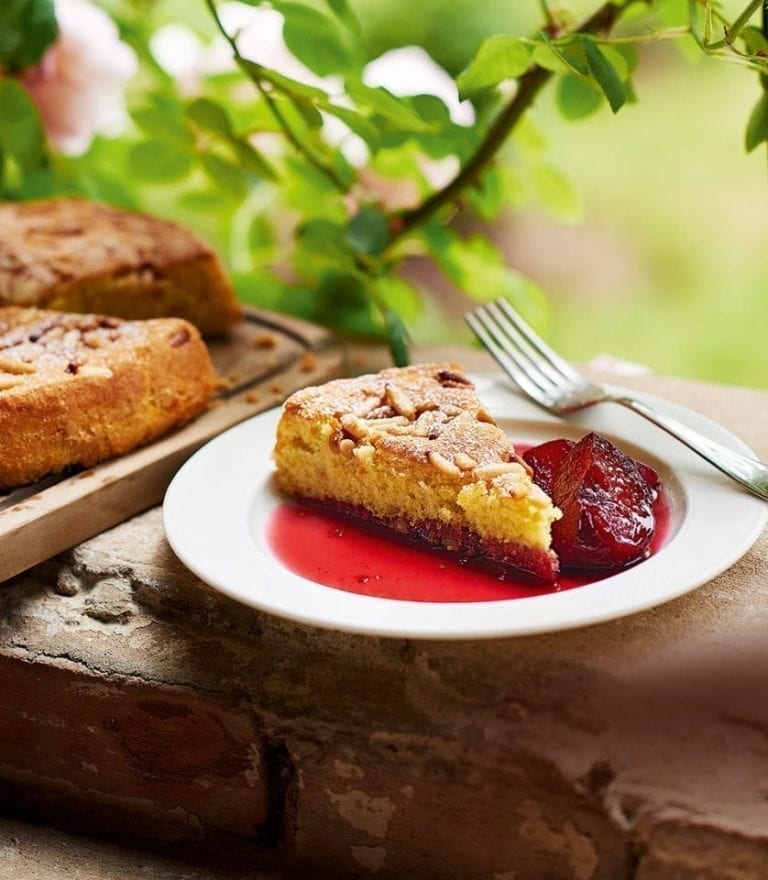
524, 433, 660, 572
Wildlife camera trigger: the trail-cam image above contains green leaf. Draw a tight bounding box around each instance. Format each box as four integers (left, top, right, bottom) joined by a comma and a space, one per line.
323, 104, 381, 151
324, 0, 360, 34
422, 226, 549, 331
378, 94, 477, 162
346, 206, 391, 255
128, 140, 193, 182
511, 112, 548, 161
132, 104, 195, 148
297, 218, 350, 258
0, 79, 45, 168
201, 152, 248, 197
381, 306, 410, 366
556, 74, 602, 120
531, 41, 571, 74
249, 215, 276, 254
268, 93, 324, 137
314, 271, 379, 335
611, 44, 639, 78
346, 81, 435, 133
279, 3, 354, 76
231, 139, 278, 181
532, 165, 582, 221
742, 26, 768, 55
581, 38, 626, 114
330, 148, 356, 187
290, 96, 325, 129
241, 61, 330, 102
186, 98, 233, 137
466, 166, 506, 221
375, 274, 422, 322
0, 0, 58, 71
457, 35, 531, 100
745, 92, 768, 152
283, 156, 346, 221
539, 35, 589, 76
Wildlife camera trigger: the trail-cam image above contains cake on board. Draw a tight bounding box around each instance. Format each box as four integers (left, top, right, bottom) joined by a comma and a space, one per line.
0, 198, 242, 336
0, 306, 216, 489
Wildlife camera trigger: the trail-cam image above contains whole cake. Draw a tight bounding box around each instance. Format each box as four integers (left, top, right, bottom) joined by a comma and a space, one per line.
274, 363, 561, 582
0, 306, 216, 488
0, 198, 242, 336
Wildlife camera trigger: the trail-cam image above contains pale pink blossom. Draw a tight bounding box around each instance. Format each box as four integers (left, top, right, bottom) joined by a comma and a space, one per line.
22, 0, 137, 155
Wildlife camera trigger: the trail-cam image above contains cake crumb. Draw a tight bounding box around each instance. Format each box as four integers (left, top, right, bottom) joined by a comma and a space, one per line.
270, 384, 283, 395
299, 350, 317, 372
254, 333, 277, 348
244, 391, 260, 404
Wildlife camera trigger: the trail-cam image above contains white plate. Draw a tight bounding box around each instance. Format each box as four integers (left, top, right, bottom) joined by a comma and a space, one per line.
163, 375, 766, 640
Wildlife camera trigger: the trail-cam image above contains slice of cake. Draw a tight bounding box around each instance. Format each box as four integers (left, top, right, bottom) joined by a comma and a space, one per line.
274, 363, 561, 583
0, 306, 216, 488
0, 198, 242, 336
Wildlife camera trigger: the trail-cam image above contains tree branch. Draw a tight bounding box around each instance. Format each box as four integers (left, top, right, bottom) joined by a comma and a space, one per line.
204, 0, 347, 192
390, 0, 634, 242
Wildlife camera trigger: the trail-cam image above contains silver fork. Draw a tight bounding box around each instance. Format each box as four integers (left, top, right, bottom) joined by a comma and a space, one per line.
466, 298, 768, 502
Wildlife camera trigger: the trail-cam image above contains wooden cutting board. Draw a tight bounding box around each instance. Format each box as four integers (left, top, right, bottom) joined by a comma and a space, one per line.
0, 308, 342, 584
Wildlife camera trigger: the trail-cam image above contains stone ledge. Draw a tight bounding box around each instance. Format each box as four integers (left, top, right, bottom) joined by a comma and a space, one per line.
1, 368, 768, 878
0, 816, 289, 880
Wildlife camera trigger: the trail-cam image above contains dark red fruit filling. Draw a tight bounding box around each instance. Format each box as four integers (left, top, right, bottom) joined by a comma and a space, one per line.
524, 433, 660, 572
522, 438, 574, 497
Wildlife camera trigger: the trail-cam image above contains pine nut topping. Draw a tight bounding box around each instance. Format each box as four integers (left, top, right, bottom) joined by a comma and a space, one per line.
384, 383, 416, 420
339, 438, 355, 456
79, 365, 114, 379
473, 462, 525, 480
454, 452, 478, 471
428, 450, 462, 476
340, 414, 369, 440
0, 358, 36, 374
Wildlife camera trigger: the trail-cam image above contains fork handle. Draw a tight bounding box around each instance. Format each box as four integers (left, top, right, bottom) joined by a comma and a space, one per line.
612, 395, 768, 501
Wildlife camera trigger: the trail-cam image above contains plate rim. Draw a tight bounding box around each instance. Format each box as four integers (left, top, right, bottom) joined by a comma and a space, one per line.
163, 375, 767, 640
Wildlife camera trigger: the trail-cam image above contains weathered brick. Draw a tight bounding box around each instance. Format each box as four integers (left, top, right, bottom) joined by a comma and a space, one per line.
286, 734, 630, 880
0, 652, 269, 840
636, 822, 768, 879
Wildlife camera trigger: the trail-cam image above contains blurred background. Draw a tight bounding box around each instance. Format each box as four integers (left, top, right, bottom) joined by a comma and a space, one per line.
353, 0, 767, 389
23, 0, 765, 389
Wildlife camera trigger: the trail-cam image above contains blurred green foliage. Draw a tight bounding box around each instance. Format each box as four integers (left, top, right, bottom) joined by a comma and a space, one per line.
1, 0, 766, 386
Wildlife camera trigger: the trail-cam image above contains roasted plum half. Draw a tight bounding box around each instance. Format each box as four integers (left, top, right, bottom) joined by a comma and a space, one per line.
524, 433, 660, 571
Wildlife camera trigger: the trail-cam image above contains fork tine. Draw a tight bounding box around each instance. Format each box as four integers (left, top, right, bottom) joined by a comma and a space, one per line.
465, 311, 552, 405
485, 301, 564, 389
495, 298, 583, 384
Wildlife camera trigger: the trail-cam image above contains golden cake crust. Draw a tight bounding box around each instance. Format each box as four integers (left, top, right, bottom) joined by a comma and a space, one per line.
0, 306, 216, 488
275, 363, 560, 582
283, 363, 530, 478
0, 198, 242, 336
